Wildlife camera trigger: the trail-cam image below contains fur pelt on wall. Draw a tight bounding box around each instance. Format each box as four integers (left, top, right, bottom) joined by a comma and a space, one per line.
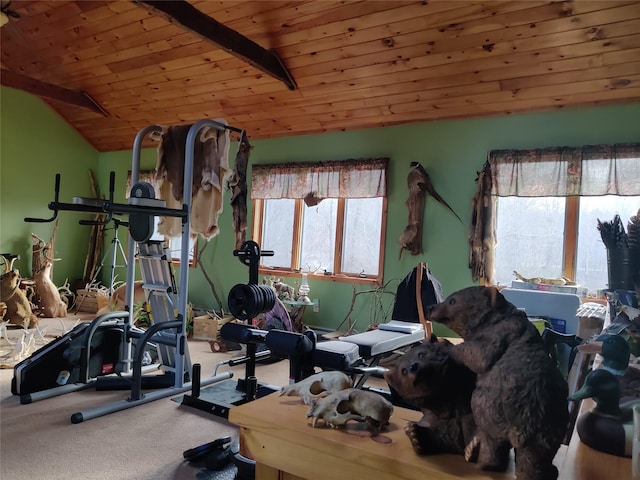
154, 120, 231, 239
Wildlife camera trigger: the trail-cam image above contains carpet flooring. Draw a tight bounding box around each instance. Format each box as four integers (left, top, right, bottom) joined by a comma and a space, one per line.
0, 314, 292, 480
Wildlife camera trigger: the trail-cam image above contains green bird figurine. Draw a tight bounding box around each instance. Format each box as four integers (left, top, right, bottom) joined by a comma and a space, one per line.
569, 368, 640, 457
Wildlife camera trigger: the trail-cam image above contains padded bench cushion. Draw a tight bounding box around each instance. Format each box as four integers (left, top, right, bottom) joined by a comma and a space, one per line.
313, 341, 361, 371
338, 329, 425, 358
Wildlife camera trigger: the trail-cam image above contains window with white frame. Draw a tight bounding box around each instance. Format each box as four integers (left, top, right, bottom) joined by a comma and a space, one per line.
470, 143, 640, 293
251, 158, 388, 284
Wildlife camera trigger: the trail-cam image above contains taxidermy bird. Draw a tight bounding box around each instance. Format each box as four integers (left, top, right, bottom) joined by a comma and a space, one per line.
409, 162, 462, 222
569, 369, 640, 457
398, 162, 462, 258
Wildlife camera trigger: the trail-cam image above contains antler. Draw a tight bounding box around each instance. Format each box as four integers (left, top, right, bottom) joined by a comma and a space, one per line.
0, 253, 19, 273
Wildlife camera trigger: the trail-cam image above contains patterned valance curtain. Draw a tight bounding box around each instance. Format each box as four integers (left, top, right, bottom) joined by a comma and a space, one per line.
251, 158, 389, 201
489, 143, 640, 197
469, 143, 640, 285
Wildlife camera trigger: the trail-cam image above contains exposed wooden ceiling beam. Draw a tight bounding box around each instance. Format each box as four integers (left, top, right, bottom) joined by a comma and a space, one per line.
134, 0, 297, 91
0, 69, 109, 117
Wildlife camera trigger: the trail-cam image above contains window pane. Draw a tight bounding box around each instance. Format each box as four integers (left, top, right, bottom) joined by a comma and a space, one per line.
300, 199, 337, 272
261, 199, 295, 268
342, 198, 382, 275
495, 197, 565, 287
576, 196, 640, 291
150, 218, 195, 264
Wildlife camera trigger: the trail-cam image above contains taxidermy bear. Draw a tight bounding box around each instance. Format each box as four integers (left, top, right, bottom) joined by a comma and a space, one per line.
427, 286, 568, 480
384, 335, 479, 461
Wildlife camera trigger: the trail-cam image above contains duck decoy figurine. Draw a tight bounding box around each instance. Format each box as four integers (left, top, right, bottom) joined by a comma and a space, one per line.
598, 333, 631, 375
579, 333, 640, 398
569, 368, 640, 457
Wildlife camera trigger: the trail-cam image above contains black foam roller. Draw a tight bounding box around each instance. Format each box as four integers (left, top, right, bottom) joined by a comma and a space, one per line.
265, 330, 313, 356
220, 322, 251, 343
220, 323, 268, 345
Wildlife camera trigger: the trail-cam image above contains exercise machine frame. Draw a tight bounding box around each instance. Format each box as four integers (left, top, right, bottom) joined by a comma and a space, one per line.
17, 120, 243, 423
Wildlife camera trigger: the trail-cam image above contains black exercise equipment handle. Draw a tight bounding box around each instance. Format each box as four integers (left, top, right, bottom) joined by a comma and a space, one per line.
24, 174, 61, 223
24, 171, 188, 226
233, 240, 273, 285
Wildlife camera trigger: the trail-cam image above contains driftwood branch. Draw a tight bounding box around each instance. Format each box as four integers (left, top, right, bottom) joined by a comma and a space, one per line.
83, 169, 106, 282
335, 279, 396, 334
196, 240, 224, 314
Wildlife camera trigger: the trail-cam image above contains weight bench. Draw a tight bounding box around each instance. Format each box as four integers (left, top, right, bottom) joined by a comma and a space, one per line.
181, 321, 425, 419
312, 321, 426, 388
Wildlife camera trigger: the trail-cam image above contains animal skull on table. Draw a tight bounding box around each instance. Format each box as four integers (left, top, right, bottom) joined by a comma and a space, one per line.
306, 388, 394, 433
278, 371, 352, 404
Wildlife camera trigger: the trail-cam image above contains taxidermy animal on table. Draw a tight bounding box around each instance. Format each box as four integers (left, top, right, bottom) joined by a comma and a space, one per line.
428, 286, 568, 480
398, 162, 461, 258
384, 335, 479, 461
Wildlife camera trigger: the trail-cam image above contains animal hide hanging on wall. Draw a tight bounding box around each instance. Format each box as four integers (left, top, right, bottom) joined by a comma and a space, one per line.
468, 161, 496, 285
227, 131, 252, 250
398, 162, 461, 259
154, 119, 231, 240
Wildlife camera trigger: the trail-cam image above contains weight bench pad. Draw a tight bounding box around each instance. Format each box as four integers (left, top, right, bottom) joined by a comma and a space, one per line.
338, 329, 425, 358
313, 341, 361, 371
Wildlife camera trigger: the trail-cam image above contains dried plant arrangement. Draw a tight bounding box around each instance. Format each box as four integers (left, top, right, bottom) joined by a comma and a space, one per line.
598, 210, 640, 250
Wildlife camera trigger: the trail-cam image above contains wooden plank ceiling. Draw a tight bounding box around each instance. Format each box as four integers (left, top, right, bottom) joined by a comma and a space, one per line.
1, 0, 639, 152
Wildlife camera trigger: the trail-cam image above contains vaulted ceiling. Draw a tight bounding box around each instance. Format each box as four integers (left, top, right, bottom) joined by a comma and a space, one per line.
1, 0, 639, 152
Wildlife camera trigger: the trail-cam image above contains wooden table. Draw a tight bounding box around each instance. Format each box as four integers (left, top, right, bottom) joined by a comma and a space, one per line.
229, 393, 632, 480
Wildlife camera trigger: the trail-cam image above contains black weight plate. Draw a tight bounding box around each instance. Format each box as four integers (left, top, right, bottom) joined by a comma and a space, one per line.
228, 284, 256, 320
258, 284, 276, 313
249, 284, 264, 315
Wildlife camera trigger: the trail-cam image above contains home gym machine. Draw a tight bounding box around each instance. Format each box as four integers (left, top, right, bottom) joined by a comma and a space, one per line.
12, 120, 241, 423
182, 240, 316, 418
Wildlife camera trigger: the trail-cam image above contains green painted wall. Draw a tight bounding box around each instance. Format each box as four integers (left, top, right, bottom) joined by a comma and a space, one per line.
0, 86, 99, 285
1, 84, 638, 334
96, 103, 640, 335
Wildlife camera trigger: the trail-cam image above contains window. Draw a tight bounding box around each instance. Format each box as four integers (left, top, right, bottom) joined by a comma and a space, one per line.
251, 158, 388, 284
470, 143, 640, 293
575, 196, 639, 289
149, 219, 197, 266
495, 196, 639, 292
